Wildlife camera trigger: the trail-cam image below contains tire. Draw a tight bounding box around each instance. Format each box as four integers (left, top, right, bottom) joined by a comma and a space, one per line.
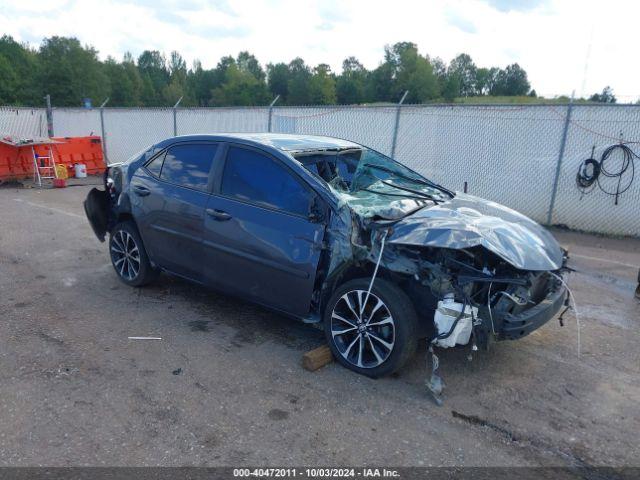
109, 221, 158, 287
323, 278, 418, 378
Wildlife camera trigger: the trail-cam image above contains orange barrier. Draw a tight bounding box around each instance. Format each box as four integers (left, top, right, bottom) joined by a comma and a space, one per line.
0, 136, 106, 183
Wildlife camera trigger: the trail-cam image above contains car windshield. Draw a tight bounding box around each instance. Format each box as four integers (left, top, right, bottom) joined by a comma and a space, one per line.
294, 147, 453, 219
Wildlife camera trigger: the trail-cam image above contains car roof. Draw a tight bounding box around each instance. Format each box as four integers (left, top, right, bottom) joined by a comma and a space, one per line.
168, 133, 361, 153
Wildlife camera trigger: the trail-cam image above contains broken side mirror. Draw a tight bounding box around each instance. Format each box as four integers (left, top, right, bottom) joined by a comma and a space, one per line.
308, 195, 325, 223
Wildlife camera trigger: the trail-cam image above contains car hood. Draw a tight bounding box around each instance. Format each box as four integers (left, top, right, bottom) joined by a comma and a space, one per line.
386, 193, 564, 271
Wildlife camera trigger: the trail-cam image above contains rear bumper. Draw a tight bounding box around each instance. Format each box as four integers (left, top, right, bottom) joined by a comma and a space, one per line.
84, 187, 110, 242
500, 280, 567, 340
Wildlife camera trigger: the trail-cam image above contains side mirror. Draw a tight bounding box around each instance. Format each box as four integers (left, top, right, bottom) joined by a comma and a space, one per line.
308, 195, 325, 223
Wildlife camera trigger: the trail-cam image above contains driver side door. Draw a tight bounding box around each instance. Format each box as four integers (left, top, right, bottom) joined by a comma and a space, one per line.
202, 144, 326, 316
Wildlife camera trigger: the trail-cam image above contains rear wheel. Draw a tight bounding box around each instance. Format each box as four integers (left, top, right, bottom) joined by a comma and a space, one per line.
324, 278, 418, 378
109, 221, 158, 287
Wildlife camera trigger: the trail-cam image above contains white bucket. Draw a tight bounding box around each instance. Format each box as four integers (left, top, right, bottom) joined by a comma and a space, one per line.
74, 163, 87, 178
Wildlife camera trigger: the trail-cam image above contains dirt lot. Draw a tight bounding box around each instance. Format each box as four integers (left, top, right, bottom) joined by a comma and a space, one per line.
0, 181, 639, 468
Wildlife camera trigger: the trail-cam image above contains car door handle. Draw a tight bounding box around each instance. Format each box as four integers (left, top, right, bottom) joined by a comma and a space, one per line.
206, 208, 232, 221
132, 185, 150, 197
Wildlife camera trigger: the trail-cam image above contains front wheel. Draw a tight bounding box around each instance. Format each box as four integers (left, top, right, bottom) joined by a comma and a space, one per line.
109, 221, 158, 287
323, 278, 418, 378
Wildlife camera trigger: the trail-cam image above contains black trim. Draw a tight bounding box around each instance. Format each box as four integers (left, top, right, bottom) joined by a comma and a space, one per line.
500, 281, 567, 340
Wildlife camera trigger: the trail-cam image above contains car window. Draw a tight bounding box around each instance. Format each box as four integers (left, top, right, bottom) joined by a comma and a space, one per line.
160, 144, 218, 191
145, 152, 165, 178
221, 146, 311, 217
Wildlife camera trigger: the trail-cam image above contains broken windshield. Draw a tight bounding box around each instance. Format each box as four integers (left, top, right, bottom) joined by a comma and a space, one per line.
294, 146, 453, 219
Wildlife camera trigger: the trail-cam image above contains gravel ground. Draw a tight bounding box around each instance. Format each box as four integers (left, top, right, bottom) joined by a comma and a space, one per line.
0, 181, 638, 468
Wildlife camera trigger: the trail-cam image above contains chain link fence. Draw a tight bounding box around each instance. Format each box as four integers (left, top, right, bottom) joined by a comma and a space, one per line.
2, 103, 638, 237
0, 107, 47, 138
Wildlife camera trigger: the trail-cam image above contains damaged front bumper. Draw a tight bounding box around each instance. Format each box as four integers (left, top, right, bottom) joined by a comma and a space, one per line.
499, 279, 567, 340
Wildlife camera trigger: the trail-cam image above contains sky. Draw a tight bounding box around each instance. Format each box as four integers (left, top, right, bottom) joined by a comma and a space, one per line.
0, 0, 637, 101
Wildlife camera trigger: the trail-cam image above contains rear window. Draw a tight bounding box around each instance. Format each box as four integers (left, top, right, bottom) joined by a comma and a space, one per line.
159, 144, 218, 191
221, 146, 311, 216
145, 152, 164, 178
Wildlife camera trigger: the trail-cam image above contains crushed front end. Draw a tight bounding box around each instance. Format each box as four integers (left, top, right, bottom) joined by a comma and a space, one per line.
392, 245, 569, 350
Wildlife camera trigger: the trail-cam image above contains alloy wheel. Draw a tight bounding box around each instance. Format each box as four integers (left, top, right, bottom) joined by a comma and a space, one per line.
330, 289, 395, 369
111, 230, 141, 281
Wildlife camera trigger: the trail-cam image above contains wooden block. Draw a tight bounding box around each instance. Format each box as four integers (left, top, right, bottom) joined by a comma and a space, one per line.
302, 345, 334, 372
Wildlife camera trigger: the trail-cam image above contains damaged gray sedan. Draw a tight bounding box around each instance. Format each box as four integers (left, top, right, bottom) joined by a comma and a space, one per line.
85, 133, 569, 378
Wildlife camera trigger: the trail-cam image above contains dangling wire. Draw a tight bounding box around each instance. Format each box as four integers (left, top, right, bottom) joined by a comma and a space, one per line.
550, 272, 581, 356
363, 229, 389, 316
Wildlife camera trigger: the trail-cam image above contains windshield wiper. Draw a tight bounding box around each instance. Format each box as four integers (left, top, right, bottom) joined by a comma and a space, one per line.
362, 187, 430, 202
362, 163, 454, 197
379, 180, 442, 204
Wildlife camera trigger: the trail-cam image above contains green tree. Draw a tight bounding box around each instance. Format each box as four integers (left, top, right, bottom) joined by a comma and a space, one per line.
0, 35, 40, 105
140, 73, 158, 106
448, 53, 477, 97
474, 67, 497, 95
122, 53, 143, 105
308, 64, 336, 105
385, 42, 439, 103
187, 60, 218, 106
589, 86, 616, 103
287, 57, 312, 105
38, 36, 109, 106
429, 56, 448, 96
367, 62, 394, 102
237, 51, 265, 82
163, 51, 191, 105
490, 63, 530, 96
442, 74, 461, 102
137, 50, 168, 104
336, 56, 368, 104
168, 51, 186, 80
267, 62, 289, 102
162, 79, 186, 106
210, 62, 269, 106
0, 54, 19, 103
104, 57, 132, 106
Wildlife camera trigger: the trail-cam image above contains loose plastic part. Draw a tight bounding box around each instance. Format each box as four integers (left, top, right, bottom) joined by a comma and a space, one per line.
550, 272, 581, 356
433, 295, 477, 348
426, 345, 444, 406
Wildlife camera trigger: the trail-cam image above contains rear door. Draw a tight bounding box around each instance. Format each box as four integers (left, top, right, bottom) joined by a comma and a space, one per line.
202, 144, 325, 316
131, 142, 219, 282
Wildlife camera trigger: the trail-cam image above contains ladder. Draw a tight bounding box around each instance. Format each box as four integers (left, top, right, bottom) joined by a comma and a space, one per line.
32, 145, 57, 187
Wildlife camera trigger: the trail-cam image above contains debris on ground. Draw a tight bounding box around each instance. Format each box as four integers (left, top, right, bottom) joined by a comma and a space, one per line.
302, 345, 334, 371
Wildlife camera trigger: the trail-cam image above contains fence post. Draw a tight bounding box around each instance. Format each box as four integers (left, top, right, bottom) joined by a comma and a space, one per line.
173, 96, 183, 136
99, 98, 110, 164
546, 94, 574, 225
267, 95, 280, 132
44, 94, 54, 137
390, 90, 408, 158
